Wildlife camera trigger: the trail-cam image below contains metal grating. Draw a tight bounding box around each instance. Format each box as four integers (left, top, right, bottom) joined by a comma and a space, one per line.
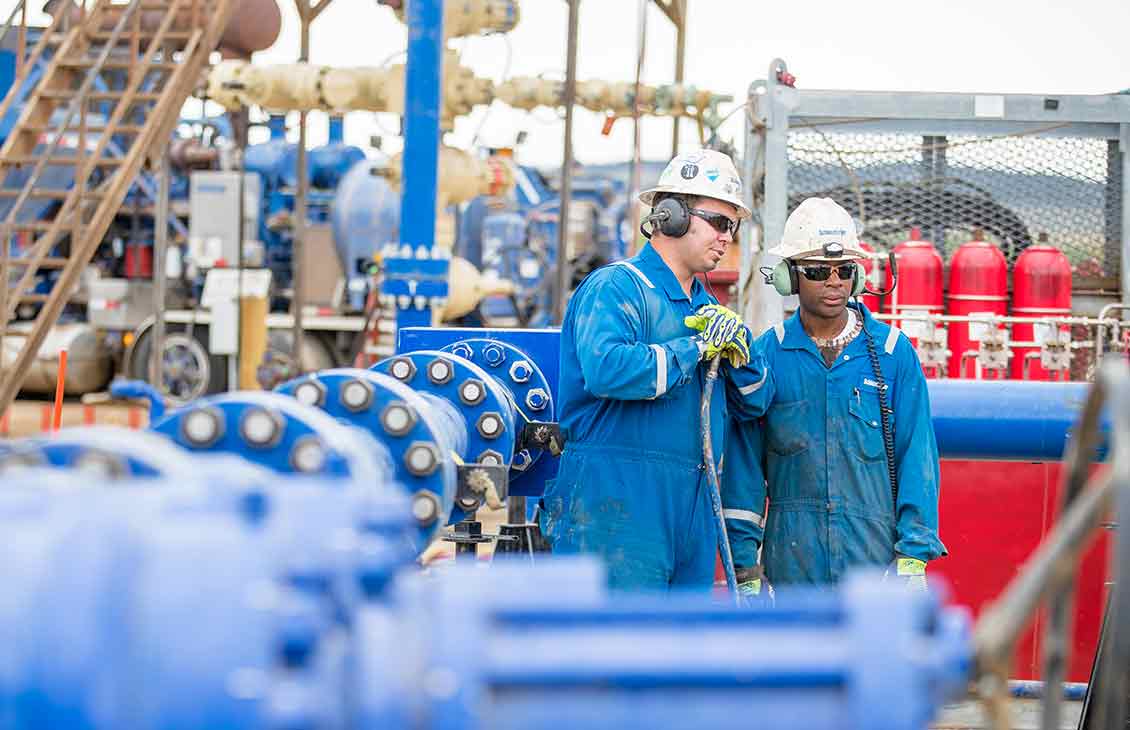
780, 127, 1122, 282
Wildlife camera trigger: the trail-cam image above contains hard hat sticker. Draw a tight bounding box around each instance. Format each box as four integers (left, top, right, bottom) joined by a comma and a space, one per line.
680, 163, 699, 179
705, 167, 719, 181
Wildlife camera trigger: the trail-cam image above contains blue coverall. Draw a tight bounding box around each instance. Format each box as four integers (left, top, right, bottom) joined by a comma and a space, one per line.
540, 243, 772, 591
722, 302, 946, 585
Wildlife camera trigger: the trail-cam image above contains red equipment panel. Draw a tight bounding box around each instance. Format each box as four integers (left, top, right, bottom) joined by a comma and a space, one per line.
932, 459, 1109, 681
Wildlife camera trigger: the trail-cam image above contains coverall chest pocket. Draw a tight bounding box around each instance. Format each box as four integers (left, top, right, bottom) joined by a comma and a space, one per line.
847, 388, 886, 462
767, 400, 810, 456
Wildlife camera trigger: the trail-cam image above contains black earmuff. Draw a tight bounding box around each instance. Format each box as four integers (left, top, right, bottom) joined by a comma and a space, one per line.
640, 196, 692, 239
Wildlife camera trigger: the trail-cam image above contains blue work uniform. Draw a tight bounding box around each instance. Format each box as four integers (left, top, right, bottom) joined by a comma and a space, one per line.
540, 243, 772, 591
722, 302, 946, 585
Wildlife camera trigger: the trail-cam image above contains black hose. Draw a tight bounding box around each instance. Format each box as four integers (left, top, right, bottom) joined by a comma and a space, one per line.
863, 325, 899, 508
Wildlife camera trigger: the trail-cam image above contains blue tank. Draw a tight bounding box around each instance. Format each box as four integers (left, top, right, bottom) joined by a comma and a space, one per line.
331, 158, 400, 311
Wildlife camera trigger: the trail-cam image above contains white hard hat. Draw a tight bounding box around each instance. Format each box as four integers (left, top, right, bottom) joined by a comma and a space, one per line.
639, 149, 751, 219
769, 197, 867, 261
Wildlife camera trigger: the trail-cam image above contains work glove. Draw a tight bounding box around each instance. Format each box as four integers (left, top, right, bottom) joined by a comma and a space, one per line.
885, 557, 928, 592
684, 304, 751, 368
736, 565, 773, 607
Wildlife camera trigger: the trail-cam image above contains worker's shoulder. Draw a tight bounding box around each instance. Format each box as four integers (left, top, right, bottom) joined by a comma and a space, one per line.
578, 259, 655, 295
751, 322, 786, 357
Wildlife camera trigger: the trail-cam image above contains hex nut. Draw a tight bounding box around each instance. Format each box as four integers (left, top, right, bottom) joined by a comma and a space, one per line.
426, 357, 454, 385
483, 343, 506, 367
412, 490, 441, 525
388, 357, 417, 383
477, 449, 504, 466
293, 378, 327, 407
458, 378, 487, 406
380, 401, 418, 436
450, 342, 474, 361
508, 359, 532, 384
181, 406, 225, 448
405, 441, 440, 476
340, 378, 375, 412
525, 388, 549, 412
476, 412, 504, 439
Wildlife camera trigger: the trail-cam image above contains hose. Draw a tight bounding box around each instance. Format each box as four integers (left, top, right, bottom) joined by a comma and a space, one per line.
701, 355, 740, 603
862, 327, 898, 507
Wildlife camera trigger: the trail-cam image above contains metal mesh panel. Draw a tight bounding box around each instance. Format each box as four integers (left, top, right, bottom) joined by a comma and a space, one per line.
781, 127, 1122, 282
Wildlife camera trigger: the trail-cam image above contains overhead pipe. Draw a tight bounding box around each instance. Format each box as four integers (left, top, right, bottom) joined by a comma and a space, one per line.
206, 61, 728, 122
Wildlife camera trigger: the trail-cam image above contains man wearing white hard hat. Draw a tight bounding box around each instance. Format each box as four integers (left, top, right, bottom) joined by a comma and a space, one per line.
723, 197, 945, 594
539, 149, 775, 591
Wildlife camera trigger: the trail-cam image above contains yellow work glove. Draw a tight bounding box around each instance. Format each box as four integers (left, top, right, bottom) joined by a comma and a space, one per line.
888, 557, 928, 592
736, 565, 773, 607
684, 304, 750, 368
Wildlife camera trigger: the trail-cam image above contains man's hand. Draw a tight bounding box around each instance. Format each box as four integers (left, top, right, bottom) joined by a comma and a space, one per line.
684, 305, 751, 367
886, 557, 928, 592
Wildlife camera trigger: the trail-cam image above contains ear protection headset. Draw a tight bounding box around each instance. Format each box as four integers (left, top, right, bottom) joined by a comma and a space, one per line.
763, 258, 867, 298
761, 246, 899, 299
639, 196, 691, 239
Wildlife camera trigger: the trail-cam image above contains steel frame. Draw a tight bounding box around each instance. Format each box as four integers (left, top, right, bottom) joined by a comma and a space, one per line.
740, 58, 1130, 333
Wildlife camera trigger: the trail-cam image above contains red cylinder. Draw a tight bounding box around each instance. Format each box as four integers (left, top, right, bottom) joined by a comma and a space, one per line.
883, 229, 944, 356
857, 240, 881, 314
125, 244, 153, 279
1011, 244, 1072, 380
946, 238, 1009, 378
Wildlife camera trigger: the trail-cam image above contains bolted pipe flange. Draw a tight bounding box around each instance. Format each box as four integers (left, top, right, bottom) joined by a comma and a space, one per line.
388, 357, 417, 383
476, 412, 504, 440
426, 357, 455, 385
508, 359, 533, 384
379, 401, 418, 437
340, 378, 375, 412
482, 343, 506, 367
404, 441, 441, 476
525, 388, 549, 412
457, 378, 487, 406
292, 377, 327, 408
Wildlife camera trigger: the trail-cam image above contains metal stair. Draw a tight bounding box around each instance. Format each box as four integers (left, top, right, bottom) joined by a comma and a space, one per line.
0, 0, 235, 417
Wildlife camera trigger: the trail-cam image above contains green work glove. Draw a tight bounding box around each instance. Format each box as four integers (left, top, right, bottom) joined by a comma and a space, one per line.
889, 557, 928, 592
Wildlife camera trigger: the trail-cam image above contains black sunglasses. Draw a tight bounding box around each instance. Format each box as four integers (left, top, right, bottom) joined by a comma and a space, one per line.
799, 263, 857, 282
688, 208, 739, 237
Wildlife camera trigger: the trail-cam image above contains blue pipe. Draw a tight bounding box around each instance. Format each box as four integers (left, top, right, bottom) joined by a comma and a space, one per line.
392, 0, 445, 332
928, 380, 1110, 462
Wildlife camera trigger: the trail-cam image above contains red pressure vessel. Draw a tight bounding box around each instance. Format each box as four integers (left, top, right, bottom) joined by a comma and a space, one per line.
1011, 244, 1073, 380
857, 240, 881, 313
883, 228, 944, 355
946, 237, 1009, 378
